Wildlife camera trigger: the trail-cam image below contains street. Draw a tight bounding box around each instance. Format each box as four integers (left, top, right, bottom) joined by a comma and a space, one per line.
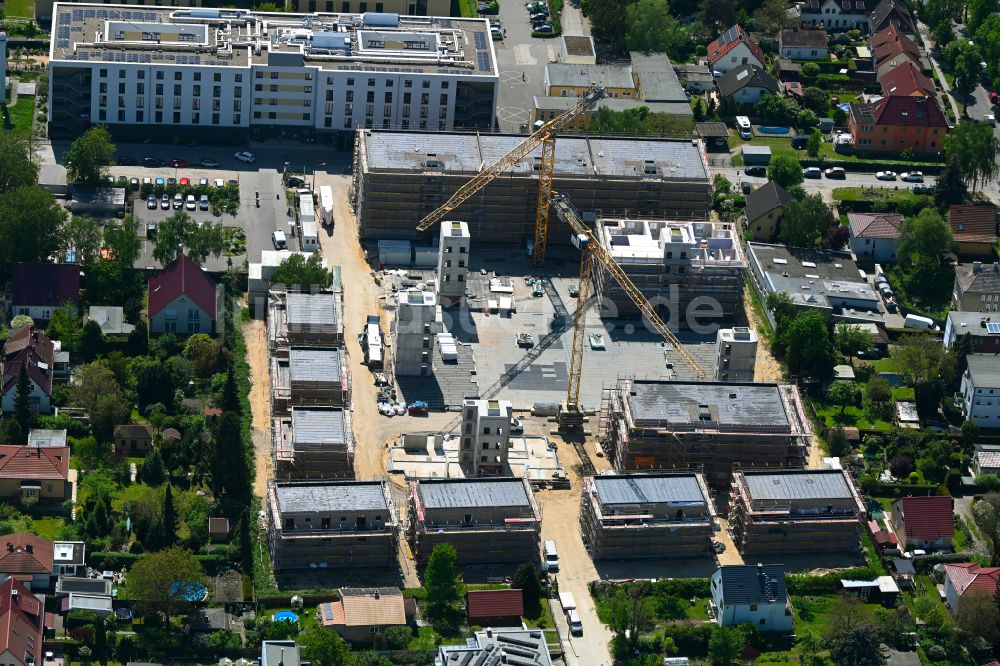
714, 166, 936, 203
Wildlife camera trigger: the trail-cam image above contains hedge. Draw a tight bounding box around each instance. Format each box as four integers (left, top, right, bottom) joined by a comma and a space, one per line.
912, 552, 982, 572
859, 480, 940, 497
89, 551, 228, 574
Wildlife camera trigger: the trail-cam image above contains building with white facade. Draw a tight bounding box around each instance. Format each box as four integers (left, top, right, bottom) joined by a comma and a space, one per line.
711, 564, 793, 632
459, 398, 512, 475
960, 354, 1000, 427
715, 327, 757, 382
393, 288, 442, 377
48, 4, 498, 143
437, 220, 470, 306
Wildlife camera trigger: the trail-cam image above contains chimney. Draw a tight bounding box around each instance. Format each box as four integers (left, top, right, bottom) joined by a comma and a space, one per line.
6, 543, 12, 552
374, 590, 380, 600
26, 544, 32, 554
973, 261, 983, 275
994, 262, 999, 273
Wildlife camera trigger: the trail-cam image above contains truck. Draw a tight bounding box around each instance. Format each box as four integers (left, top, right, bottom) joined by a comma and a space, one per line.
558, 593, 583, 635
558, 592, 576, 612
319, 185, 334, 226
363, 315, 384, 369
904, 313, 936, 331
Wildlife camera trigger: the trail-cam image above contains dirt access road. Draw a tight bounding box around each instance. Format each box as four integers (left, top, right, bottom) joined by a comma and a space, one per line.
245, 318, 273, 499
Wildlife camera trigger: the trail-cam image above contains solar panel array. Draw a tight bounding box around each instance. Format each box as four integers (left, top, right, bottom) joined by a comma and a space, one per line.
69, 8, 157, 20
987, 323, 1000, 334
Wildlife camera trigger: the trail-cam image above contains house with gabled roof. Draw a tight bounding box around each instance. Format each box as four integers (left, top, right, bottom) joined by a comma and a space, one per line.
744, 181, 793, 241
952, 263, 1000, 312
879, 61, 935, 97
848, 212, 903, 262
711, 564, 793, 632
848, 95, 947, 156
0, 577, 45, 666
949, 205, 997, 259
799, 0, 875, 31
1, 327, 55, 415
148, 254, 222, 336
707, 25, 764, 76
318, 587, 410, 643
0, 533, 53, 591
0, 445, 73, 504
716, 64, 780, 104
944, 563, 999, 615
466, 589, 524, 627
11, 263, 80, 323
890, 496, 954, 550
868, 0, 914, 34
871, 26, 920, 68
779, 29, 829, 60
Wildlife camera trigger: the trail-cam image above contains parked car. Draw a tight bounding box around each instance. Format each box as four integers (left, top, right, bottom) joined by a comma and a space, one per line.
804, 166, 822, 178
179, 177, 191, 185
214, 178, 225, 187
825, 167, 847, 179
900, 171, 924, 182
986, 114, 996, 126
876, 171, 897, 181
741, 181, 752, 194
199, 177, 209, 186
991, 91, 998, 104
143, 156, 164, 167
117, 156, 137, 166
286, 176, 306, 188
173, 193, 184, 209
510, 418, 524, 434
160, 193, 170, 209
146, 195, 158, 209
913, 184, 934, 194
199, 194, 210, 210
130, 177, 140, 188
744, 165, 767, 176
185, 194, 197, 211
167, 177, 177, 186
155, 177, 165, 186
142, 177, 152, 185
199, 158, 220, 167
169, 159, 190, 168
535, 22, 553, 32
234, 150, 255, 163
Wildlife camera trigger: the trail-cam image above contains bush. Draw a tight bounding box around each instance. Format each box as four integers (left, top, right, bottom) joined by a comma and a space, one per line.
383, 625, 414, 650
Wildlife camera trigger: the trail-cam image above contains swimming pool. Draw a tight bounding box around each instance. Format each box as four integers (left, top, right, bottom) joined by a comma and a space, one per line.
273, 610, 299, 623
170, 580, 208, 602
756, 126, 791, 135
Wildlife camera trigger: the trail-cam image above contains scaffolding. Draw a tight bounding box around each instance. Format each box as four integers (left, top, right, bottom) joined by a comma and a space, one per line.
272, 408, 356, 480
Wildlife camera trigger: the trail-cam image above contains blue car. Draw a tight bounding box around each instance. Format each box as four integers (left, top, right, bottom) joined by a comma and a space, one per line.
155, 177, 165, 186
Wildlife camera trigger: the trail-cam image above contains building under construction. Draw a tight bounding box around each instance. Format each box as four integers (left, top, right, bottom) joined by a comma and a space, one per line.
593, 217, 746, 328
268, 289, 344, 349
580, 472, 717, 560
350, 130, 713, 244
729, 468, 865, 556
271, 347, 350, 415
273, 407, 354, 480
599, 379, 810, 486
407, 478, 541, 566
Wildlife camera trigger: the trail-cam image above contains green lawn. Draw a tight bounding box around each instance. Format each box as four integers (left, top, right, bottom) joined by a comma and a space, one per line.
407, 625, 468, 650
792, 595, 837, 637
3, 95, 35, 137
812, 399, 894, 432
1, 0, 35, 17
523, 598, 555, 629
30, 516, 66, 539
832, 187, 932, 207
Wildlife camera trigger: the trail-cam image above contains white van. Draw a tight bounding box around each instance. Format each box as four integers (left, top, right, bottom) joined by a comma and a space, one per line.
904, 313, 935, 331
543, 540, 559, 572
736, 116, 752, 140
567, 608, 583, 635
271, 230, 287, 250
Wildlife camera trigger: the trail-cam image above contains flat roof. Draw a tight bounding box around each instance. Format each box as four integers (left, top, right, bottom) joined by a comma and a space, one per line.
626, 380, 790, 429
288, 347, 342, 382
966, 354, 1000, 388
748, 242, 878, 307
592, 473, 707, 506
274, 481, 388, 513
361, 131, 709, 181
741, 470, 853, 501
630, 52, 687, 102
51, 3, 497, 76
286, 292, 337, 327
291, 408, 346, 445
417, 478, 530, 509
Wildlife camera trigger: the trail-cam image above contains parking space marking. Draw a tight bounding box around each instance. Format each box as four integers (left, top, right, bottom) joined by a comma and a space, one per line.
496, 106, 531, 124
501, 70, 531, 85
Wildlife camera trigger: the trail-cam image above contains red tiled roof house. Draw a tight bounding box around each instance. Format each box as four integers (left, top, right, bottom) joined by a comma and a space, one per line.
0, 534, 54, 591
148, 254, 222, 336
318, 587, 409, 644
849, 95, 947, 156
0, 577, 45, 666
890, 496, 954, 550
949, 205, 998, 259
1, 328, 55, 415
944, 562, 999, 615
707, 25, 765, 76
466, 589, 525, 627
848, 212, 902, 262
11, 263, 80, 323
0, 445, 72, 504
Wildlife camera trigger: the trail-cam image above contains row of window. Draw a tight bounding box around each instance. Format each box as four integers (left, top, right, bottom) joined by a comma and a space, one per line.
99, 82, 234, 98
99, 95, 236, 111
858, 138, 937, 148
99, 68, 242, 83
97, 109, 241, 125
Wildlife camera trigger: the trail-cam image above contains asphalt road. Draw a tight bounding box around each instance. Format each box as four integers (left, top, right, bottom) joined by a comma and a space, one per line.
714, 166, 936, 202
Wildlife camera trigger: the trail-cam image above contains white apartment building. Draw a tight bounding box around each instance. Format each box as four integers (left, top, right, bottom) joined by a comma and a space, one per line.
960, 354, 1000, 427
48, 4, 498, 142
460, 398, 513, 475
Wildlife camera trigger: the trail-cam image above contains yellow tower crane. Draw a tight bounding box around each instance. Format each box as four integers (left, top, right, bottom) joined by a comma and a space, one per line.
415, 85, 606, 267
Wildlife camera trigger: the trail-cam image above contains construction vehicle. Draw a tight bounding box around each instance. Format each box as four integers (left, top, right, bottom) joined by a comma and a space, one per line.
415, 85, 606, 267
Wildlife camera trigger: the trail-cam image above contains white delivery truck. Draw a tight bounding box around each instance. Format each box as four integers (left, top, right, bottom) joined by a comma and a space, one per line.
319, 185, 334, 226
558, 592, 576, 612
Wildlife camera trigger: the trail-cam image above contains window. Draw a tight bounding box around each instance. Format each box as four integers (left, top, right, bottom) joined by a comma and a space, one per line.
236, 74, 243, 82
156, 71, 164, 80
347, 77, 355, 86
384, 91, 392, 103
118, 109, 126, 121
440, 93, 448, 105
422, 80, 430, 88
99, 83, 108, 93
119, 82, 126, 94
346, 90, 354, 102
368, 78, 376, 86
175, 72, 183, 81
119, 70, 126, 78
100, 68, 108, 77
483, 427, 491, 434
441, 81, 449, 89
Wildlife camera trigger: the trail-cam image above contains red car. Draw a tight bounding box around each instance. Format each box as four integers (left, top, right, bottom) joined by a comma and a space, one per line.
179, 177, 191, 185
990, 91, 998, 104
169, 159, 190, 167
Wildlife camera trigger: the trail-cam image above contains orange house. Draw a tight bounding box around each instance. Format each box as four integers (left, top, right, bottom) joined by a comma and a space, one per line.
849, 95, 947, 156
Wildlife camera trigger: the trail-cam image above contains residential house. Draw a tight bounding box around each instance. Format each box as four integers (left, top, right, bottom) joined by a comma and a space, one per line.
85, 306, 135, 335
11, 263, 80, 322
0, 534, 53, 590
890, 496, 954, 550
716, 64, 779, 104
848, 95, 947, 156
710, 564, 794, 632
1, 327, 55, 415
868, 0, 914, 34
959, 354, 1000, 426
799, 0, 874, 31
871, 27, 920, 70
148, 254, 221, 335
848, 212, 903, 262
949, 205, 997, 259
879, 61, 935, 97
675, 63, 714, 92
261, 641, 300, 666
0, 445, 72, 503
944, 563, 999, 615
113, 424, 154, 457
952, 263, 1000, 312
466, 589, 524, 627
707, 25, 765, 76
0, 577, 45, 666
318, 587, 409, 643
51, 540, 86, 577
744, 182, 793, 241
943, 312, 1000, 353
27, 429, 67, 449
779, 29, 829, 60
972, 444, 1000, 477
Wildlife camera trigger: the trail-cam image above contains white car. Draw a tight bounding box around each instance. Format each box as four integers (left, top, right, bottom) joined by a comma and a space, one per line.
876, 171, 897, 181
986, 114, 996, 126
234, 150, 255, 163
185, 194, 197, 211
900, 171, 924, 182
510, 417, 524, 434
200, 158, 220, 167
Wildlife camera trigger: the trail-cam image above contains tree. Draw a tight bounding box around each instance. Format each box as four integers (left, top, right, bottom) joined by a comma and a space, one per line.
797, 631, 826, 666
756, 94, 801, 125
697, 0, 738, 35
624, 0, 690, 56
183, 334, 225, 379
945, 40, 983, 112
781, 310, 835, 378
766, 291, 797, 334
968, 0, 999, 34
210, 412, 249, 500
63, 126, 116, 185
807, 130, 822, 158
708, 625, 745, 665
152, 212, 223, 266
864, 375, 894, 421
955, 590, 1000, 645
10, 315, 33, 330
270, 253, 334, 289
934, 155, 967, 209
424, 544, 463, 622
161, 483, 178, 548
607, 586, 653, 651
127, 547, 206, 621
13, 365, 33, 444
895, 334, 947, 387
753, 0, 795, 32
834, 323, 873, 364
143, 448, 166, 486
221, 365, 241, 414
103, 217, 142, 270
976, 14, 1000, 90
945, 120, 1000, 193
74, 363, 129, 443
0, 186, 67, 266
134, 361, 176, 414
297, 625, 352, 666
63, 215, 103, 267
779, 194, 832, 248
973, 494, 1000, 566
827, 619, 886, 666
896, 207, 952, 262
0, 133, 40, 194
768, 153, 804, 189
512, 562, 542, 613
585, 105, 695, 136
79, 320, 105, 362
47, 304, 83, 355
581, 0, 628, 48
826, 381, 857, 414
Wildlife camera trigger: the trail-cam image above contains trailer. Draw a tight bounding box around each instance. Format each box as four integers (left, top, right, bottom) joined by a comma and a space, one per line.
363, 315, 384, 368
319, 185, 334, 226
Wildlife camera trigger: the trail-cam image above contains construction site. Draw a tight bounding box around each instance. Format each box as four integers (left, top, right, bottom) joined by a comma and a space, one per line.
729, 469, 866, 557
580, 472, 717, 560
272, 406, 355, 480
598, 379, 811, 486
